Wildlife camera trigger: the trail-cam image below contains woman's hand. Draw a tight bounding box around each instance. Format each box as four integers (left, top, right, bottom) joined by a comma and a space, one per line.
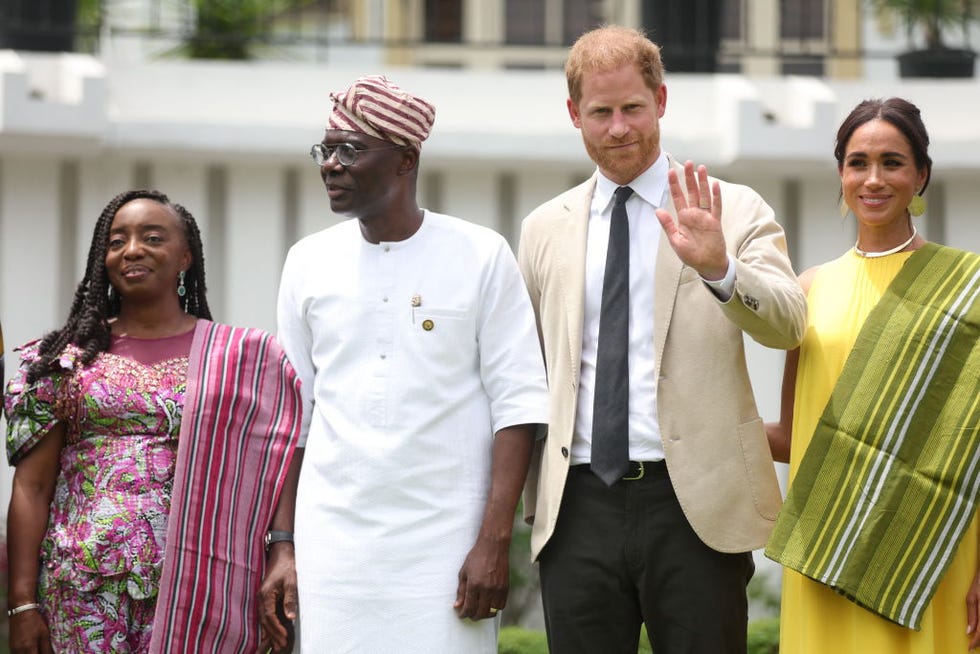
9, 608, 53, 654
7, 426, 63, 654
967, 566, 980, 650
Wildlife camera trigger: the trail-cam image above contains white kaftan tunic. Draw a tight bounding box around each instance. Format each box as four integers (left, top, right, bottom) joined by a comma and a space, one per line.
277, 211, 549, 653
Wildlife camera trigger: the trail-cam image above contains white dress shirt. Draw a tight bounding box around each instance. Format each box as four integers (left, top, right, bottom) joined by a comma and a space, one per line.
572, 155, 669, 464
572, 154, 736, 465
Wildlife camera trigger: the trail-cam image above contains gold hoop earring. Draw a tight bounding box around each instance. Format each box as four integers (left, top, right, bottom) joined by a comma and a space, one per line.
839, 197, 850, 218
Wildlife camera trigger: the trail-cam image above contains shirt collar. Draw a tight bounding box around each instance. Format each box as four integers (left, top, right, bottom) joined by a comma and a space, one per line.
594, 151, 669, 213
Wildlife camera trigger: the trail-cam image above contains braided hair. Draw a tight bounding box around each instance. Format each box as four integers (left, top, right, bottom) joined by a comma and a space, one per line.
26, 189, 212, 383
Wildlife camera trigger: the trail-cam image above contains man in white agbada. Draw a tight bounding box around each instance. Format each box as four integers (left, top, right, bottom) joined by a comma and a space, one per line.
258, 75, 549, 653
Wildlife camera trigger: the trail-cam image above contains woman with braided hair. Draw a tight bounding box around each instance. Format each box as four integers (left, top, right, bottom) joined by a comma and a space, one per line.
5, 190, 303, 653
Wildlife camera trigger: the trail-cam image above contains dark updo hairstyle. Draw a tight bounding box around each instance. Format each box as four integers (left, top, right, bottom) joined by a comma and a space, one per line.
26, 189, 212, 382
834, 97, 932, 193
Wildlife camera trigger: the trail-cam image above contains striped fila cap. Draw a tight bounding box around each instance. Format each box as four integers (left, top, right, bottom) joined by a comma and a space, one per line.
327, 74, 436, 147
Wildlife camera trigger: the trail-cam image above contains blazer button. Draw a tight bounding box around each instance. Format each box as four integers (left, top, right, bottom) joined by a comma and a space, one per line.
742, 294, 760, 311
561, 447, 569, 458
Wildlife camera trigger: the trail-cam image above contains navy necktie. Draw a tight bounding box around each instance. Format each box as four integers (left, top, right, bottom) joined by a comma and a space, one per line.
591, 186, 633, 485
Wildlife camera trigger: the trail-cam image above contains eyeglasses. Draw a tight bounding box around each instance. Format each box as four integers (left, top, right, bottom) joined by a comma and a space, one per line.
309, 142, 404, 167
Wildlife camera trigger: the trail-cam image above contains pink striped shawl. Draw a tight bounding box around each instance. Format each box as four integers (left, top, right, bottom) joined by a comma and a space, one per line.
149, 320, 302, 653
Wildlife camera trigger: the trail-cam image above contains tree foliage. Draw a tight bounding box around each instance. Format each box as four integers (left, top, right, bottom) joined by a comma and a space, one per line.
872, 0, 979, 49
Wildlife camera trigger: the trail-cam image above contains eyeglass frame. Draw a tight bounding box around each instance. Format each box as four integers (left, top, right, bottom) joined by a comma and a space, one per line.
309, 142, 406, 167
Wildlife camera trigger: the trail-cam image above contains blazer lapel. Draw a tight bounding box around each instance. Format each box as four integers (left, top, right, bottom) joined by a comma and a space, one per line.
654, 158, 685, 366
559, 176, 596, 386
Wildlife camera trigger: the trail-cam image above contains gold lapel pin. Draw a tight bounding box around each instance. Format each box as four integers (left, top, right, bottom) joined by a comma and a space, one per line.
411, 294, 421, 323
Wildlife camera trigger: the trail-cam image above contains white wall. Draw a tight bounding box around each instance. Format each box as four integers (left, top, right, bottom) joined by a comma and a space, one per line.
3, 47, 980, 553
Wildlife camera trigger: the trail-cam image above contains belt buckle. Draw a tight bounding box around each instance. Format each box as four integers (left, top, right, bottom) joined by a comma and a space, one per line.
621, 461, 644, 481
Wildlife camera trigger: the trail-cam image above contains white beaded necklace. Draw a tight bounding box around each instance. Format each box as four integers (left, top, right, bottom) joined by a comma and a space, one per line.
854, 226, 917, 258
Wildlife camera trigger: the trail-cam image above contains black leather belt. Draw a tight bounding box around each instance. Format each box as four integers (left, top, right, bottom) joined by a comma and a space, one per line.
571, 460, 667, 480
621, 460, 666, 480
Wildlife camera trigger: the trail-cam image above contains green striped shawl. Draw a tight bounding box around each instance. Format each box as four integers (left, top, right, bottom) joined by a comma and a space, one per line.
766, 243, 980, 630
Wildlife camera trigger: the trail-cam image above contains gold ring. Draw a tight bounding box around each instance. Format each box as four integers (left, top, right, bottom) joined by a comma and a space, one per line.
699, 203, 710, 210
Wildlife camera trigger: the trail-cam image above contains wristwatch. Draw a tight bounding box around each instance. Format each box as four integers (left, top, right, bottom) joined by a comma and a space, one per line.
264, 530, 294, 552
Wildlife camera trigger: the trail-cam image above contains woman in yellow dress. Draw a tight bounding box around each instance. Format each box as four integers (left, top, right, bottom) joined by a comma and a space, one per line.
766, 98, 980, 653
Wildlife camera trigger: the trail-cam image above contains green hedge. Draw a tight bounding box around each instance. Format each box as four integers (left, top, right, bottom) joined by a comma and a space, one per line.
746, 617, 780, 654
498, 618, 779, 653
498, 627, 549, 654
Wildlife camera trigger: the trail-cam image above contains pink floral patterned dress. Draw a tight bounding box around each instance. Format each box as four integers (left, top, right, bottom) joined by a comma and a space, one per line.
5, 332, 192, 651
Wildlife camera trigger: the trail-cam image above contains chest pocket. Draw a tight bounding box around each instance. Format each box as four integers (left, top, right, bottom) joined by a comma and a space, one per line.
411, 306, 476, 371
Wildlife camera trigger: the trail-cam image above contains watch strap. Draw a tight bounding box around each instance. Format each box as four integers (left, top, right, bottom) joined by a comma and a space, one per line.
264, 530, 294, 551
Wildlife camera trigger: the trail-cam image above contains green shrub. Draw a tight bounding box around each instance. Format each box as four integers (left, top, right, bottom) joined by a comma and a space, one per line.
747, 616, 780, 654
497, 618, 780, 654
497, 626, 549, 654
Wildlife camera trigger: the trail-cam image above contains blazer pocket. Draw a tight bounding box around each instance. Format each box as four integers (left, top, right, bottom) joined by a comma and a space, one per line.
737, 417, 782, 521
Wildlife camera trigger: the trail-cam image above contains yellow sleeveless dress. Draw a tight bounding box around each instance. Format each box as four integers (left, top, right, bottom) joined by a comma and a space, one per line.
779, 249, 979, 653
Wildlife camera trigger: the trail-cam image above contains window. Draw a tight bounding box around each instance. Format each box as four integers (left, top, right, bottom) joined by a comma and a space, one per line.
0, 0, 78, 52
425, 0, 462, 43
780, 0, 825, 39
780, 0, 826, 75
721, 0, 743, 40
640, 0, 723, 72
563, 0, 603, 45
505, 0, 545, 45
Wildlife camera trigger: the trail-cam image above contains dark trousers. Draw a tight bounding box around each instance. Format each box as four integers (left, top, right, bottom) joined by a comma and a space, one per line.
539, 463, 754, 654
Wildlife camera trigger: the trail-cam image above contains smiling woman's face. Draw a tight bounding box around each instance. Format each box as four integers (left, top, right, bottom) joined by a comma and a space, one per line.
839, 118, 928, 228
105, 198, 191, 305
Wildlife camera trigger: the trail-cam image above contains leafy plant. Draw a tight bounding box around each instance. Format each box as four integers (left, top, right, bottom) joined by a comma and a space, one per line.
176, 0, 324, 60
747, 617, 781, 654
872, 0, 979, 50
184, 0, 271, 60
76, 0, 104, 53
498, 626, 548, 654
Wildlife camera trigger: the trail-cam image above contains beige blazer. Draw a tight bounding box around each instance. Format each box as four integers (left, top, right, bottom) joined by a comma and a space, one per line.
517, 156, 807, 560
